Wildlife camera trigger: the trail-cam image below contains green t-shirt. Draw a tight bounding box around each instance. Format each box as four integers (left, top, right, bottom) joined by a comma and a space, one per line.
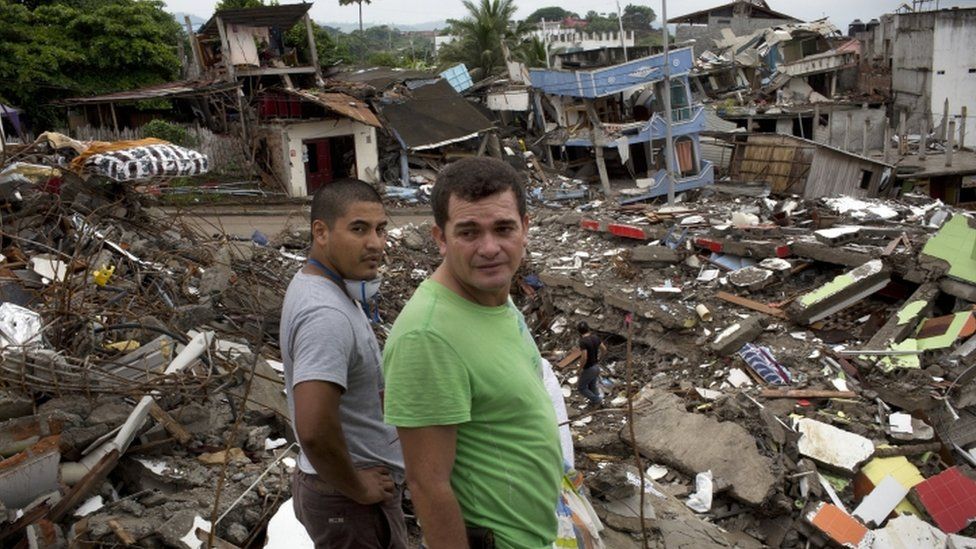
383, 280, 562, 549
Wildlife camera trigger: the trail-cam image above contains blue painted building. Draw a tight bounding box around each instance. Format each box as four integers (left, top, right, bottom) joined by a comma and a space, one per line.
529, 46, 714, 197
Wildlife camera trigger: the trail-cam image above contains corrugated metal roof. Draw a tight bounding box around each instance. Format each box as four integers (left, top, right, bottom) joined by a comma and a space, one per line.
198, 3, 312, 37
332, 67, 438, 90
61, 79, 241, 106
379, 80, 494, 150
284, 89, 382, 127
671, 0, 801, 24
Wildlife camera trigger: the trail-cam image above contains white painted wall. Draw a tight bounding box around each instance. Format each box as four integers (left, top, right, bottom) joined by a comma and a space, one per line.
931, 13, 976, 140
283, 119, 379, 197
487, 90, 531, 111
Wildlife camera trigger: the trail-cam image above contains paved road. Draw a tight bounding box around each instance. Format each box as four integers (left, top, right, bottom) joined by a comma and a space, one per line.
163, 203, 433, 239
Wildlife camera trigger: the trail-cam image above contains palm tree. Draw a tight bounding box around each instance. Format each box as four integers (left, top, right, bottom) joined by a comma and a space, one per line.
441, 0, 520, 77
338, 0, 371, 32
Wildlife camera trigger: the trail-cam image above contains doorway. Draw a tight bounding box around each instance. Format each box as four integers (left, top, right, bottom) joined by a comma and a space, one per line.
303, 135, 357, 195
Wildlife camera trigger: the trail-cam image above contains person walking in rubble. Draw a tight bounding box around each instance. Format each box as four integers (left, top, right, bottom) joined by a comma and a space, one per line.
576, 321, 607, 406
383, 157, 563, 549
279, 179, 407, 548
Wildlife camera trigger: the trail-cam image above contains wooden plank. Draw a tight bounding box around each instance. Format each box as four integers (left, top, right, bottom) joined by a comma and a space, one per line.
557, 349, 582, 369
109, 519, 136, 546
760, 389, 858, 399
148, 402, 193, 446
715, 291, 789, 319
48, 450, 120, 523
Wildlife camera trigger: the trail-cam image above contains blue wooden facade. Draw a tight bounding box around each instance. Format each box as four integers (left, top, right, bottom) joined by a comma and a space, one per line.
529, 46, 713, 197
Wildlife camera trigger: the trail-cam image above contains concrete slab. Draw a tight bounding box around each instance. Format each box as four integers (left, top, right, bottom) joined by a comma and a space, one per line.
623, 387, 778, 506
629, 245, 682, 264
872, 514, 947, 549
791, 239, 876, 267
797, 418, 875, 473
789, 259, 891, 325
711, 315, 765, 356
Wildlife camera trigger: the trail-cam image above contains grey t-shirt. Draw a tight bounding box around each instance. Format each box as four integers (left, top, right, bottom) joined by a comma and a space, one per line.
280, 271, 404, 479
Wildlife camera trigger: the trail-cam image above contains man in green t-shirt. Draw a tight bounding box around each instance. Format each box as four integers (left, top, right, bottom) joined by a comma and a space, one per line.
383, 157, 562, 549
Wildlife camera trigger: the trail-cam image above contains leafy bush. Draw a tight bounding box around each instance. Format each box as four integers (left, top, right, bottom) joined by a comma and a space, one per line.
142, 119, 197, 147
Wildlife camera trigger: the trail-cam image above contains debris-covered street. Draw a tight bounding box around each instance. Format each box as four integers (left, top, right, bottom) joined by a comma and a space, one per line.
2, 0, 976, 547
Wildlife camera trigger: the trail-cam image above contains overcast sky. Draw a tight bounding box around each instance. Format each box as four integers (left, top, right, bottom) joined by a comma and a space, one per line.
165, 0, 975, 30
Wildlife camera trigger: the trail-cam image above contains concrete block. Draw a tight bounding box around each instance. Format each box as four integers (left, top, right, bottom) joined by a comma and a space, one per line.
711, 315, 765, 356
622, 387, 778, 505
629, 245, 682, 264
940, 278, 976, 303
796, 418, 874, 473
728, 266, 776, 292
789, 259, 891, 325
815, 226, 861, 246
0, 390, 33, 421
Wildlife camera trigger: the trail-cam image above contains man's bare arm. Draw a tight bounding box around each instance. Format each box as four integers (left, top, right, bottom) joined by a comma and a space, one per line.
293, 381, 393, 504
398, 425, 468, 549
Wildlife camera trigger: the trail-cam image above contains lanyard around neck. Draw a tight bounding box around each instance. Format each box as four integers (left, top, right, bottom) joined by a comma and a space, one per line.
306, 258, 344, 289
306, 257, 381, 323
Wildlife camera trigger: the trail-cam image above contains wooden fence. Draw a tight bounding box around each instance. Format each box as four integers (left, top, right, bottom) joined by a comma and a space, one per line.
65, 125, 254, 178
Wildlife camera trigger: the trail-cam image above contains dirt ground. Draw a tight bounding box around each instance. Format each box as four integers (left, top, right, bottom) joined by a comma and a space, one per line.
161, 203, 434, 239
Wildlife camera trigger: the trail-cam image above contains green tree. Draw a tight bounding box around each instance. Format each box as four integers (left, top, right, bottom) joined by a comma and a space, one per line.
622, 4, 655, 33
439, 0, 521, 78
524, 6, 575, 25
215, 0, 275, 9
0, 0, 182, 129
583, 10, 618, 33
513, 36, 547, 67
285, 19, 351, 67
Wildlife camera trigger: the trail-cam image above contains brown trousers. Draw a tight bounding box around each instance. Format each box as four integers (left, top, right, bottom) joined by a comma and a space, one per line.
292, 469, 409, 549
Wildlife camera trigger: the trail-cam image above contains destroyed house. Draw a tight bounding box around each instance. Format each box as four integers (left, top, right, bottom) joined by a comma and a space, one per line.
728, 133, 894, 199
193, 2, 323, 85
529, 46, 714, 198
672, 0, 802, 55
251, 88, 382, 197
691, 20, 851, 103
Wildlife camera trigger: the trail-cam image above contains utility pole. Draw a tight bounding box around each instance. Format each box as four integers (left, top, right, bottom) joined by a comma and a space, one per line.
662, 0, 676, 204
615, 0, 628, 62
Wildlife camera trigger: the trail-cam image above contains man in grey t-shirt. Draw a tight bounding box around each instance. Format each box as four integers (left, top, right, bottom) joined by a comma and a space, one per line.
280, 179, 406, 548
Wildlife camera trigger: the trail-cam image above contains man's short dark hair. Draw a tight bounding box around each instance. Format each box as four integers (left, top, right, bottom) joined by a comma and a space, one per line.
577, 321, 590, 335
310, 178, 383, 228
432, 157, 526, 228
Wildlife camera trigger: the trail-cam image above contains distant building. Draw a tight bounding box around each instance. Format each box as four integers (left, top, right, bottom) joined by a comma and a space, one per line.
863, 7, 976, 136
672, 0, 802, 55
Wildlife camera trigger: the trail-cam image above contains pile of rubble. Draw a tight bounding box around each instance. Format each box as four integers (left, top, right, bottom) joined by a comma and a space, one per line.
0, 137, 311, 546
522, 187, 976, 547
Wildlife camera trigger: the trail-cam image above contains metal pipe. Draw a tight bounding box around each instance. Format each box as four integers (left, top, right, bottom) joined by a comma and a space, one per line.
662, 0, 676, 205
